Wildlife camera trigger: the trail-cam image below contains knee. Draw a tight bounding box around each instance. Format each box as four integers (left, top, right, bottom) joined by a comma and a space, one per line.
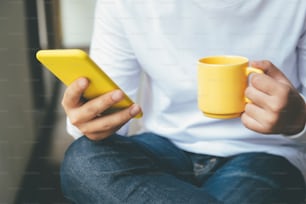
229, 152, 303, 180
223, 152, 305, 202
225, 153, 302, 183
60, 135, 156, 197
61, 136, 95, 172
60, 136, 119, 184
60, 136, 123, 201
60, 136, 95, 198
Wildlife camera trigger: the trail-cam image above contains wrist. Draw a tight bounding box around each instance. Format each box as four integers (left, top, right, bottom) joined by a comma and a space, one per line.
283, 95, 306, 136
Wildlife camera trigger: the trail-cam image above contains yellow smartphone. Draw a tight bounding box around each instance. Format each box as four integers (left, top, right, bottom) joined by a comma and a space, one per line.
36, 49, 142, 118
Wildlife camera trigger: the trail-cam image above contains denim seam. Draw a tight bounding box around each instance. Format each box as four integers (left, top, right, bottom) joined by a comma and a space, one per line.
219, 171, 279, 188
92, 166, 159, 175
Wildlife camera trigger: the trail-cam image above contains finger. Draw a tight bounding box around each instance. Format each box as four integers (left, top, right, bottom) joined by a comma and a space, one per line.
245, 86, 271, 109
241, 110, 267, 134
251, 61, 292, 86
84, 130, 116, 141
244, 103, 268, 125
92, 104, 142, 141
250, 73, 284, 96
70, 90, 125, 123
243, 103, 280, 134
62, 78, 89, 110
78, 104, 142, 140
250, 74, 293, 114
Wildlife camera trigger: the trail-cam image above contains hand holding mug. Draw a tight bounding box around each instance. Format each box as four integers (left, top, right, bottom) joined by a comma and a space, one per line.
242, 60, 306, 135
197, 56, 306, 135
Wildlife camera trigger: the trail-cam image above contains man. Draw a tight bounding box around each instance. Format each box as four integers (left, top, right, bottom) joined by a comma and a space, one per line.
60, 0, 306, 203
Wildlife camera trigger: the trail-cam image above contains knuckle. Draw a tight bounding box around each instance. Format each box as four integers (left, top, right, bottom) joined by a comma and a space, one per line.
70, 117, 80, 126
69, 113, 82, 126
120, 111, 133, 125
280, 85, 291, 98
270, 98, 286, 113
85, 104, 100, 116
269, 102, 281, 113
61, 99, 66, 108
123, 108, 133, 119
79, 125, 90, 135
250, 75, 262, 87
101, 94, 115, 106
265, 113, 278, 128
100, 122, 113, 131
87, 94, 114, 115
263, 60, 273, 67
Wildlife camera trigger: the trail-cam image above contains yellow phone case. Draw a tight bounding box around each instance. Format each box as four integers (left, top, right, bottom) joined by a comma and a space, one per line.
36, 49, 142, 118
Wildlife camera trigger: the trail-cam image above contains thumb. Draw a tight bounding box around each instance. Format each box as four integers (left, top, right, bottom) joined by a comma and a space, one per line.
250, 60, 292, 86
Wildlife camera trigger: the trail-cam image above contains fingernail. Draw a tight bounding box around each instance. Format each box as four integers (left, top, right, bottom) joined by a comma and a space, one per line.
111, 90, 123, 101
129, 104, 141, 117
78, 78, 88, 88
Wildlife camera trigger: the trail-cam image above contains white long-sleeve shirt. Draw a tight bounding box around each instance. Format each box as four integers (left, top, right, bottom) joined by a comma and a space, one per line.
67, 0, 306, 182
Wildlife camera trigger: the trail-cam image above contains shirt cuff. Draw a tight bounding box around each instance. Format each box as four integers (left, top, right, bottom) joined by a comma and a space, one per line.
66, 117, 83, 139
286, 125, 306, 140
286, 93, 306, 140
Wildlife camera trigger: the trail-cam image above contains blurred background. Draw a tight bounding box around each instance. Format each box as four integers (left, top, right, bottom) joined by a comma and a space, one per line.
1, 0, 96, 203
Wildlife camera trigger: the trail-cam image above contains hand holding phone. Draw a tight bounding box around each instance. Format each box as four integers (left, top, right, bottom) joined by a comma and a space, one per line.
62, 77, 141, 140
36, 49, 142, 118
36, 49, 142, 140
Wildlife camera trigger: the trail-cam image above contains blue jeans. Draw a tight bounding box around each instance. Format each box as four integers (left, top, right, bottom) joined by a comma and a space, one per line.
61, 133, 305, 204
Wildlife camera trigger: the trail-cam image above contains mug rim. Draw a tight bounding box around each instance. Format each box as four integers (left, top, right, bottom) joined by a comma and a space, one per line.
198, 55, 249, 66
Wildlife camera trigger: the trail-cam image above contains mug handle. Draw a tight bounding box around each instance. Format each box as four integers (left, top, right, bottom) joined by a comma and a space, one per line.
245, 67, 264, 103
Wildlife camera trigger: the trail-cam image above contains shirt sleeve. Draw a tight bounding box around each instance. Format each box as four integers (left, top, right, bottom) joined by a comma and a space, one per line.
66, 0, 142, 138
288, 17, 306, 141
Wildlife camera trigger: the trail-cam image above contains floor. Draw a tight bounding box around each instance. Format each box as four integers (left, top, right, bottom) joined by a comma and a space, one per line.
15, 83, 74, 204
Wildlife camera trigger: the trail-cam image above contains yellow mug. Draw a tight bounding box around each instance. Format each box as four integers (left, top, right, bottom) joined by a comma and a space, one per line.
197, 55, 263, 119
